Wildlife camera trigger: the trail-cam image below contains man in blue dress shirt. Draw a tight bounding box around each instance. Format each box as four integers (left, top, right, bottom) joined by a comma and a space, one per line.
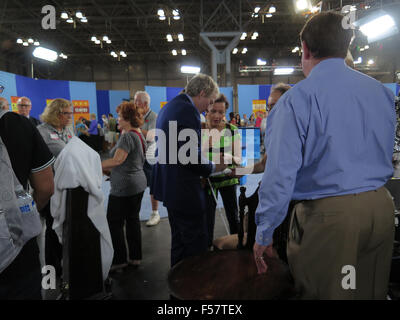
253, 12, 396, 299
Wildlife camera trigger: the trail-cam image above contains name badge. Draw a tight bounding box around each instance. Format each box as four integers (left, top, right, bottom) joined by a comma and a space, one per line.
50, 133, 59, 140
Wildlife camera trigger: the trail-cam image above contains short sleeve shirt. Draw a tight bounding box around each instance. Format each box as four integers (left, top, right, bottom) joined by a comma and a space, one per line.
109, 131, 147, 196
37, 123, 74, 158
0, 112, 55, 188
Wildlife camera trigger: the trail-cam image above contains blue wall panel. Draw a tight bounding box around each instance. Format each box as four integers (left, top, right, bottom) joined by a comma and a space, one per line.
166, 87, 183, 101
109, 90, 130, 116
69, 81, 98, 117
15, 76, 70, 120
145, 86, 167, 113
238, 85, 259, 117
259, 85, 272, 101
0, 71, 17, 110
96, 90, 110, 126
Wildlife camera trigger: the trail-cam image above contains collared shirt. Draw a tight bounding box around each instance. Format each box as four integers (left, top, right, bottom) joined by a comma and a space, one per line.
255, 58, 396, 246
37, 122, 74, 158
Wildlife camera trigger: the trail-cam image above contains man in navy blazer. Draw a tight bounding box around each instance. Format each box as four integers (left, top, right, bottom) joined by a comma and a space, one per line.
151, 74, 227, 267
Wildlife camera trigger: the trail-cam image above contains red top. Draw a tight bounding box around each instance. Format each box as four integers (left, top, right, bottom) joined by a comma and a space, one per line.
255, 117, 262, 128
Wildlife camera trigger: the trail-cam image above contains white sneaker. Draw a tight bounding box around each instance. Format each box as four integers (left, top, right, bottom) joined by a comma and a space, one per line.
146, 211, 160, 226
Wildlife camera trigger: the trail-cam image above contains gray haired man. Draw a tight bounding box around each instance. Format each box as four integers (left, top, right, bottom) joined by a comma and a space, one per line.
134, 91, 160, 226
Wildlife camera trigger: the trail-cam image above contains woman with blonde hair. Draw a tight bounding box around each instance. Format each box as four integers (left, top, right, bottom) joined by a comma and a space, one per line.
37, 98, 74, 278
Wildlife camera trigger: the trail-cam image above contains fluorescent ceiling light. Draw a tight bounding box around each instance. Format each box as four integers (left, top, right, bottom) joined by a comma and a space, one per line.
76, 11, 83, 19
232, 48, 238, 54
354, 57, 362, 64
33, 47, 58, 62
157, 9, 165, 16
166, 34, 173, 42
173, 16, 180, 20
91, 36, 97, 42
254, 7, 261, 13
257, 58, 267, 66
106, 40, 111, 44
357, 13, 398, 43
110, 51, 116, 56
172, 9, 179, 16
181, 49, 187, 55
368, 59, 374, 65
266, 13, 273, 18
274, 67, 294, 75
17, 38, 23, 44
295, 0, 311, 12
95, 39, 100, 44
269, 5, 276, 13
81, 17, 88, 23
172, 49, 177, 56
34, 41, 40, 46
103, 36, 109, 41
28, 38, 34, 44
61, 12, 68, 19
242, 47, 247, 54
66, 18, 74, 23
23, 41, 29, 46
178, 34, 184, 41
181, 66, 200, 74
240, 32, 247, 40
159, 15, 166, 21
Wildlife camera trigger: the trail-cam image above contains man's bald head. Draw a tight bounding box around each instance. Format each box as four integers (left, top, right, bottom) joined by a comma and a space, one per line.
17, 96, 32, 117
0, 97, 10, 111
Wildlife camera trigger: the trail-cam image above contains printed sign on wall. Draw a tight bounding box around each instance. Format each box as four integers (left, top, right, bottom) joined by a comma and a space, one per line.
160, 101, 168, 109
11, 96, 20, 113
252, 99, 267, 115
72, 100, 89, 124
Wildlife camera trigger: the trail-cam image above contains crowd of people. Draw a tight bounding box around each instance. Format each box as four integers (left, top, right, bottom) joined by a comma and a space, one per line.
0, 11, 398, 300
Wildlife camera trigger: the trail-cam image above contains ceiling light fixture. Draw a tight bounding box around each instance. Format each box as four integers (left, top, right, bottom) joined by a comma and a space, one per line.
75, 11, 83, 19
172, 49, 177, 56
181, 66, 201, 74
181, 49, 187, 55
274, 67, 294, 75
269, 5, 276, 13
178, 33, 184, 41
32, 47, 58, 62
61, 12, 68, 19
232, 48, 238, 54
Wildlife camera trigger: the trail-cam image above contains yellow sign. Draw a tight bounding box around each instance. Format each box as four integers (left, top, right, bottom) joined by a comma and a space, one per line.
11, 96, 20, 113
160, 101, 168, 109
72, 100, 90, 124
252, 99, 267, 114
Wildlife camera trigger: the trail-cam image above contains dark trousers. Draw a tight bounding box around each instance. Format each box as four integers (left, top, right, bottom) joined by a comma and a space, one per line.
205, 185, 239, 247
42, 202, 63, 277
107, 192, 144, 264
167, 207, 208, 267
0, 239, 42, 300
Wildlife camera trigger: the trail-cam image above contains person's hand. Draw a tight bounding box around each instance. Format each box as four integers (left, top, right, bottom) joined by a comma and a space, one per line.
253, 241, 277, 274
214, 153, 228, 173
102, 169, 111, 176
229, 166, 252, 179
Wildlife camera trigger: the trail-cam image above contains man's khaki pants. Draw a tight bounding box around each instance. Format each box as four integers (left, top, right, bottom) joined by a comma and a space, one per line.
287, 187, 395, 300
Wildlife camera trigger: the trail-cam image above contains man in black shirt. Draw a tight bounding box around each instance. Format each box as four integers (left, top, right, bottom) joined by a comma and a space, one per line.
0, 111, 55, 300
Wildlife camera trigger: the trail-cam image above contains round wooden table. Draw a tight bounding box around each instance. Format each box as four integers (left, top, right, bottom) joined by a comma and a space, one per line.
168, 249, 295, 300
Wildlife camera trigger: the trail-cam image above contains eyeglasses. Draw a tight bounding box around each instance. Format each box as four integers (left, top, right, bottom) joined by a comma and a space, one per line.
60, 112, 73, 116
0, 85, 4, 94
18, 104, 31, 108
